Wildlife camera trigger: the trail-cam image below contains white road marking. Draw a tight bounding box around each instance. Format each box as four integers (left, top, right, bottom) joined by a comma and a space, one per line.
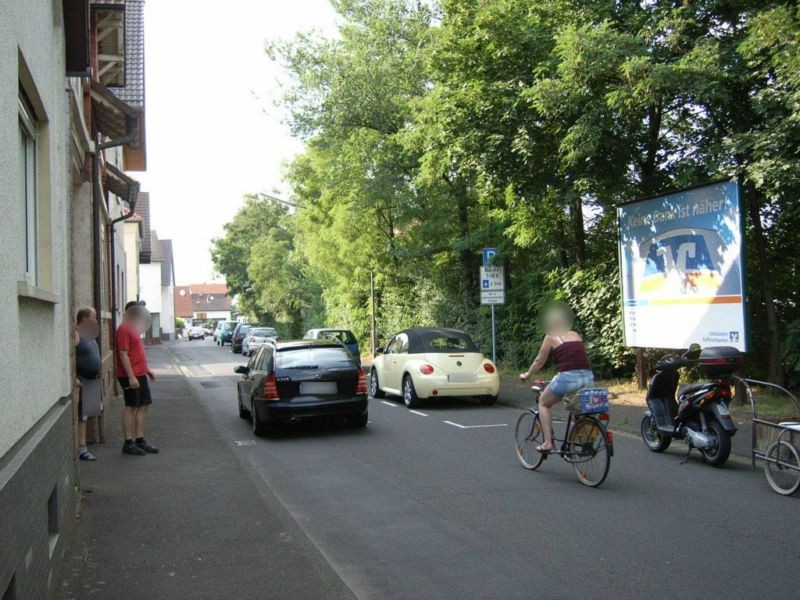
178, 365, 193, 378
443, 420, 508, 429
409, 410, 429, 417
234, 440, 256, 447
380, 401, 396, 408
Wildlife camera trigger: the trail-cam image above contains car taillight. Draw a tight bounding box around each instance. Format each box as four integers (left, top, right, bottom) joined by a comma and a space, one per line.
356, 369, 368, 394
260, 374, 280, 400
419, 364, 434, 375
483, 363, 496, 374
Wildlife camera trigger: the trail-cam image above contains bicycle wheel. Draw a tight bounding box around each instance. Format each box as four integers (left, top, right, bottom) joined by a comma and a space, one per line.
764, 440, 800, 496
568, 416, 610, 487
515, 411, 544, 470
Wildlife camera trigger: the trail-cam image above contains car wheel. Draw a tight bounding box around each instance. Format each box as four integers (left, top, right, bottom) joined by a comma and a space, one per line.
403, 375, 422, 409
370, 369, 386, 398
479, 395, 498, 406
242, 349, 248, 357
347, 412, 368, 428
251, 399, 272, 437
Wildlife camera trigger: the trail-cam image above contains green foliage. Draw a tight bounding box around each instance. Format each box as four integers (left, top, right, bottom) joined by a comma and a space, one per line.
175, 317, 185, 330
213, 0, 799, 385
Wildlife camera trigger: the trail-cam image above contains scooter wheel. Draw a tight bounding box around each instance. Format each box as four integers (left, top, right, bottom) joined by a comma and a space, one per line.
700, 419, 731, 466
641, 415, 671, 452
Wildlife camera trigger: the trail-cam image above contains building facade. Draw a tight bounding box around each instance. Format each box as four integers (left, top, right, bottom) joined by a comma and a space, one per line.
2, 3, 84, 598
175, 284, 234, 324
1, 2, 149, 597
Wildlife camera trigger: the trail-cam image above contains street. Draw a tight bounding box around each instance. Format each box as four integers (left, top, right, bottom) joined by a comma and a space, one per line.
171, 339, 799, 599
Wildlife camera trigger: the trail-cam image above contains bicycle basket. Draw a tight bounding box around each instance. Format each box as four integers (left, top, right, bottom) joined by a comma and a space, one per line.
568, 388, 609, 415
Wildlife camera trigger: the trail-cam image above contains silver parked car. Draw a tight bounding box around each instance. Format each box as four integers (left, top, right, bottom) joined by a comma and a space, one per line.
242, 327, 279, 356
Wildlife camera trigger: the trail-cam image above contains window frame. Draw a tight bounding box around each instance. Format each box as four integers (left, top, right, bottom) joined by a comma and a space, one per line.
18, 93, 38, 286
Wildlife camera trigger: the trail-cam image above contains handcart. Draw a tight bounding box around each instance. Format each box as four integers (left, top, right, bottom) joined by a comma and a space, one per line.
739, 378, 800, 496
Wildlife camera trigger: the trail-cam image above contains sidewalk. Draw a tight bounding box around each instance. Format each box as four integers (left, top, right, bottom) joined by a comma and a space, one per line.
54, 346, 352, 600
496, 374, 753, 460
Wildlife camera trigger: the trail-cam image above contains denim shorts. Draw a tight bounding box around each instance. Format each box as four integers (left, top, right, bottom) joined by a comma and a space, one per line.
549, 369, 594, 397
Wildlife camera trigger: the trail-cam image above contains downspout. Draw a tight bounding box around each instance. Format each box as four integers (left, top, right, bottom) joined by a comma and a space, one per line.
108, 182, 140, 338
91, 116, 140, 353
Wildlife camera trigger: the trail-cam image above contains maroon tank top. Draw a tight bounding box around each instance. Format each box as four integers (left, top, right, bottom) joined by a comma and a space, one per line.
551, 339, 591, 372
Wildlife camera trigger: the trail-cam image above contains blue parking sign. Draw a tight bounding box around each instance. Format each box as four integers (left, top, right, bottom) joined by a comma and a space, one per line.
482, 248, 497, 266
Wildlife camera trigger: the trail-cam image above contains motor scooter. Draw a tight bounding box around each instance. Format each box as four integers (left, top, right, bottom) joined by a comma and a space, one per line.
640, 345, 742, 466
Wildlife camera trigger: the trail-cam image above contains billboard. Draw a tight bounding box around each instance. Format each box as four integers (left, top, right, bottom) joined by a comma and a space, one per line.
617, 180, 746, 351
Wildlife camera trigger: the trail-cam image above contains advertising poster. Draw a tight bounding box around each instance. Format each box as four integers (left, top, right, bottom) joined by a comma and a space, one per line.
617, 180, 746, 351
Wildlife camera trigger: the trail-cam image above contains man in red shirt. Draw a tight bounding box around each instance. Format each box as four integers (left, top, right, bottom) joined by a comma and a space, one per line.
116, 304, 158, 456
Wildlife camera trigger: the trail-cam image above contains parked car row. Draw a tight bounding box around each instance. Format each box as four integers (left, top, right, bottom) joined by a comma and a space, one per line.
232, 326, 499, 437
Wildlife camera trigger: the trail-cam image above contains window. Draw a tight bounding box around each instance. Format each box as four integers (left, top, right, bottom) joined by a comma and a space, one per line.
386, 334, 404, 354
18, 94, 38, 285
257, 347, 272, 372
250, 328, 277, 338
248, 347, 262, 370
47, 485, 59, 557
275, 347, 354, 370
320, 330, 356, 344
426, 336, 475, 352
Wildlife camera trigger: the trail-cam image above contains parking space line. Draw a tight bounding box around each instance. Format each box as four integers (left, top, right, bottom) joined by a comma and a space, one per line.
409, 410, 428, 417
443, 420, 507, 429
380, 401, 396, 408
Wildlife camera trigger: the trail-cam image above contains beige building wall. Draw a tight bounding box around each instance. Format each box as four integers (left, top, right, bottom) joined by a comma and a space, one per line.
0, 0, 74, 457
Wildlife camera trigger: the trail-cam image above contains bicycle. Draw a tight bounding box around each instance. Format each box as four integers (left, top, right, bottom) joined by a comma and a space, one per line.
514, 382, 613, 487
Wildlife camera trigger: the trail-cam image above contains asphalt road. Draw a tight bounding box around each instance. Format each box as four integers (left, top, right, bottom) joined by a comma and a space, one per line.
170, 339, 800, 600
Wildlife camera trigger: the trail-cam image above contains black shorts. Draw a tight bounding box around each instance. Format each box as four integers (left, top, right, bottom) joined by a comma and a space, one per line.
118, 375, 153, 407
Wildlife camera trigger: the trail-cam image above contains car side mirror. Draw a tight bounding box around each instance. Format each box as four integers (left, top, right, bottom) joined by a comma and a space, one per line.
234, 366, 249, 375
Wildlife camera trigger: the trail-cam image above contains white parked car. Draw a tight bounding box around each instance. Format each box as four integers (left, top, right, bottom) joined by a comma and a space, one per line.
370, 327, 500, 408
187, 326, 205, 340
242, 327, 279, 356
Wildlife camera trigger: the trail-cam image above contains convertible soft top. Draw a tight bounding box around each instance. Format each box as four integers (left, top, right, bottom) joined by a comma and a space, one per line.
401, 327, 479, 354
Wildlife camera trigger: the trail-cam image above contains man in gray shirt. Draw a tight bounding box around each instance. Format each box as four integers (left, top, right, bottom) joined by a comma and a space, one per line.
75, 307, 101, 460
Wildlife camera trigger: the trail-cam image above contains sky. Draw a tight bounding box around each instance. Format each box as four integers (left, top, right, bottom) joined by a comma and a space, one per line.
137, 0, 339, 286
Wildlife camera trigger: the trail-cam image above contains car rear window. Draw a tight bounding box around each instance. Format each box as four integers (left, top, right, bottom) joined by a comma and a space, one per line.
426, 336, 476, 352
320, 330, 356, 344
251, 328, 277, 337
276, 346, 356, 369
224, 322, 237, 331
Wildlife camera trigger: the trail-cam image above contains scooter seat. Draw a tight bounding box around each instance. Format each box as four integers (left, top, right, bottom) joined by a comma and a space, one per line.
679, 383, 709, 396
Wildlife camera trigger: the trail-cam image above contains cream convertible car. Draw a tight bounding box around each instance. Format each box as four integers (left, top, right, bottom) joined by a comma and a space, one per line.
369, 327, 500, 408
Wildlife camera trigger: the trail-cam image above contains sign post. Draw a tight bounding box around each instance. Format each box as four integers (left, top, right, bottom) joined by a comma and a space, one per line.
480, 248, 504, 363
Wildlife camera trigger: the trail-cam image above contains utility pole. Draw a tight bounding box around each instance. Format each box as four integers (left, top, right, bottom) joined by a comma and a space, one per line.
370, 271, 377, 356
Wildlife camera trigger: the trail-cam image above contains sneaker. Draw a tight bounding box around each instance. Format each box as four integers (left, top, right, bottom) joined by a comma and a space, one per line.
122, 442, 146, 456
136, 439, 159, 454
79, 451, 97, 461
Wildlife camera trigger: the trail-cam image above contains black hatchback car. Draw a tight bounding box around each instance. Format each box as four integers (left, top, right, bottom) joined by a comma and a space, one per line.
231, 323, 258, 354
235, 339, 368, 436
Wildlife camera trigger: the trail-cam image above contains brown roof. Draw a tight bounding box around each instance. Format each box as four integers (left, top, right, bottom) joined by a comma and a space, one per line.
189, 283, 228, 295
174, 284, 230, 318
192, 293, 232, 313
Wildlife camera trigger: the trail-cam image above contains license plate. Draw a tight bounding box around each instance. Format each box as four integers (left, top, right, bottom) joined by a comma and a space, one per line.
717, 404, 730, 416
299, 382, 337, 395
448, 373, 477, 383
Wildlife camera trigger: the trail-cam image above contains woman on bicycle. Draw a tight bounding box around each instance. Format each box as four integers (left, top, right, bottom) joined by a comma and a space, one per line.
519, 303, 593, 453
